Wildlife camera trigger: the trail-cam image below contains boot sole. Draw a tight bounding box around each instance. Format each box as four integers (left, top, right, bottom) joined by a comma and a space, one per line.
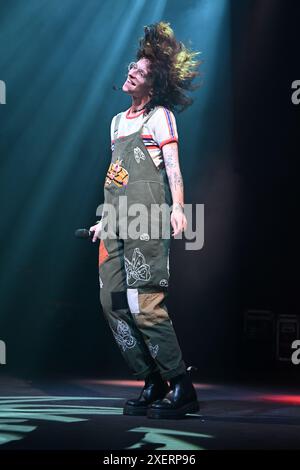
147, 401, 199, 419
123, 404, 148, 416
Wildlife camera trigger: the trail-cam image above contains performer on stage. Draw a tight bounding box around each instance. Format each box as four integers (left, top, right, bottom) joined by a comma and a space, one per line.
90, 22, 200, 419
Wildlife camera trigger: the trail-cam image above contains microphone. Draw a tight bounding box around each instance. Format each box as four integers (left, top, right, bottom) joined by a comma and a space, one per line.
74, 228, 92, 239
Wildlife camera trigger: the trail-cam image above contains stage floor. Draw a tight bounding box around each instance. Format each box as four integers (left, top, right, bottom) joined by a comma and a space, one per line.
0, 375, 300, 451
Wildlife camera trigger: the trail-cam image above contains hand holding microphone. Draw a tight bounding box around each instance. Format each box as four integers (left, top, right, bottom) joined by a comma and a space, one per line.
89, 220, 102, 242
75, 219, 102, 243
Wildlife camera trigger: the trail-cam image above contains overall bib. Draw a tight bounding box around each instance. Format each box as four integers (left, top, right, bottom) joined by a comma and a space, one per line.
98, 107, 186, 381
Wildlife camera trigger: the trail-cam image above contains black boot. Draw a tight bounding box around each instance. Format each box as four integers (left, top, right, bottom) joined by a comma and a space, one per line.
123, 371, 169, 416
147, 368, 199, 419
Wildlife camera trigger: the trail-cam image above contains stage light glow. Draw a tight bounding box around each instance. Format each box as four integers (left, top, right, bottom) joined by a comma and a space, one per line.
0, 0, 233, 379
260, 395, 300, 405
95, 379, 216, 389
0, 395, 123, 445
127, 426, 213, 451
0, 394, 208, 449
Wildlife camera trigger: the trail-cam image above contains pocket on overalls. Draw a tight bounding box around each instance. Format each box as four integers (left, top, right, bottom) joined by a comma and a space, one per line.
126, 180, 165, 238
127, 180, 162, 206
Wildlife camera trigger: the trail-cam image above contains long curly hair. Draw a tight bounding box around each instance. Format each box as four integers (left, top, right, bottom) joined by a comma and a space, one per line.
136, 22, 201, 114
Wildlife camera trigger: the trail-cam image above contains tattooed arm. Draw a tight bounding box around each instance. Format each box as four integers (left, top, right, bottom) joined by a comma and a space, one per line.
162, 142, 187, 236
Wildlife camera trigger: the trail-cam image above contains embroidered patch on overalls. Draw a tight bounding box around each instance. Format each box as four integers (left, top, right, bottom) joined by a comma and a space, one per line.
133, 147, 146, 164
124, 248, 151, 286
99, 240, 109, 266
148, 341, 159, 358
112, 319, 137, 352
140, 233, 150, 241
105, 158, 129, 187
135, 292, 169, 327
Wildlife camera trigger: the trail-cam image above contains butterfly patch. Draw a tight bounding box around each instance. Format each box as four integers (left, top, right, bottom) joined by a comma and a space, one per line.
124, 248, 151, 286
133, 147, 146, 164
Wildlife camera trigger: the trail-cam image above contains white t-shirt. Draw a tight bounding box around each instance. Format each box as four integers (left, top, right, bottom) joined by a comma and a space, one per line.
110, 106, 178, 169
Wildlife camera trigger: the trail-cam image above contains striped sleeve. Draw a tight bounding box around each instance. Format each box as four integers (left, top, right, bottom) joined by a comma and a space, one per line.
148, 107, 178, 149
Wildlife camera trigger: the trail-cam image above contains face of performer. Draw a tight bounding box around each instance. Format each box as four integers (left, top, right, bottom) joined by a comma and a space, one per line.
122, 58, 153, 98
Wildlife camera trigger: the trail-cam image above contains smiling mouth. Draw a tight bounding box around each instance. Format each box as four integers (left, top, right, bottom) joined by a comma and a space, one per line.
127, 78, 136, 86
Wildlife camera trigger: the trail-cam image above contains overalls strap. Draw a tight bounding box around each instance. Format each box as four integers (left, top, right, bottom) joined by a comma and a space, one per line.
113, 113, 122, 139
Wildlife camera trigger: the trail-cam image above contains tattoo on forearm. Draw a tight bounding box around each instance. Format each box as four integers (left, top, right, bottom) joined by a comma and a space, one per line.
164, 153, 176, 169
163, 144, 177, 169
163, 144, 184, 192
168, 171, 184, 191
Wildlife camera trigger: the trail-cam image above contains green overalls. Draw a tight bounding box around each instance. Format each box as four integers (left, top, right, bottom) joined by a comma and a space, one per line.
98, 107, 186, 380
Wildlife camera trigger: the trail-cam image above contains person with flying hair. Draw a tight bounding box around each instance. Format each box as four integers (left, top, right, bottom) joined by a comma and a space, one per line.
90, 21, 201, 419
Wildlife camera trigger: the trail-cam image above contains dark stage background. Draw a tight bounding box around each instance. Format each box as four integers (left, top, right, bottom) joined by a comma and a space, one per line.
0, 0, 299, 382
